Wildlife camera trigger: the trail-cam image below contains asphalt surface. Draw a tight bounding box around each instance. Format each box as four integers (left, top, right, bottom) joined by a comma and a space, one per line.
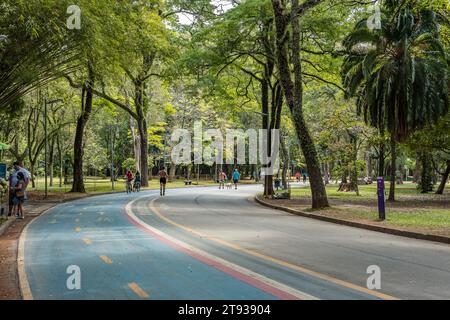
21, 185, 450, 300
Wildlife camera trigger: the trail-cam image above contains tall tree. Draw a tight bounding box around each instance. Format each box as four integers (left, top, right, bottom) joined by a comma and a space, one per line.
271, 0, 329, 209
0, 0, 79, 111
342, 0, 450, 201
85, 1, 174, 187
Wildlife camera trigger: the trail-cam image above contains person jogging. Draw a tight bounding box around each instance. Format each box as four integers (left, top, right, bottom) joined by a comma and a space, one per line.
232, 169, 240, 190
218, 170, 227, 190
158, 167, 168, 196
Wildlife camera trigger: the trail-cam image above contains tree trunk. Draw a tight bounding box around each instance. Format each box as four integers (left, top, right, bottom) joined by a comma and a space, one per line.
280, 135, 289, 189
413, 155, 421, 183
436, 160, 450, 195
64, 159, 69, 185
366, 149, 373, 181
323, 163, 330, 185
130, 116, 141, 173
127, 84, 140, 173
418, 152, 434, 193
71, 69, 94, 193
350, 134, 360, 196
261, 78, 273, 197
397, 164, 404, 184
135, 81, 149, 187
138, 117, 149, 187
272, 0, 329, 209
30, 163, 36, 188
388, 137, 396, 202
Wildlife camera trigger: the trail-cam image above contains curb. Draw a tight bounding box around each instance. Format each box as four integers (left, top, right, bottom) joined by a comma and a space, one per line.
0, 217, 16, 236
255, 196, 450, 245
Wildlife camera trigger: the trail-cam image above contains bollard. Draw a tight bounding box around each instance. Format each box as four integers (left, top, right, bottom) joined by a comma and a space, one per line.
377, 177, 386, 221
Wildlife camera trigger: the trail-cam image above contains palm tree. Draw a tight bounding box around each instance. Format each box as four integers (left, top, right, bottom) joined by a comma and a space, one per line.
341, 0, 449, 201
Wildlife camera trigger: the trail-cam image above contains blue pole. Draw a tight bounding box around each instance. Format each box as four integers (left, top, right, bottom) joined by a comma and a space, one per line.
377, 177, 386, 220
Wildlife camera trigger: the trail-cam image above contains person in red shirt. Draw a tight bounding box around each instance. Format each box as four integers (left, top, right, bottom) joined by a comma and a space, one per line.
125, 170, 133, 193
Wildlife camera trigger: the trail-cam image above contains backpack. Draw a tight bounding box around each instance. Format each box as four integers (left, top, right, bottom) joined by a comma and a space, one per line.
15, 180, 25, 198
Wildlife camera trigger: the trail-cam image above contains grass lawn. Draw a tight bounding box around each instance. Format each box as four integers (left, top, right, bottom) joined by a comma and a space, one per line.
28, 177, 220, 194
280, 182, 450, 235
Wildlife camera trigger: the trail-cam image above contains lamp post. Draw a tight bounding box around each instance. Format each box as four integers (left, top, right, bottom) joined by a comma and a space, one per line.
44, 98, 62, 198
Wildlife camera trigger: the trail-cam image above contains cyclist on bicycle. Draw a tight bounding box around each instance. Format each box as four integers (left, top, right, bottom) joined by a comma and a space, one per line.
125, 170, 133, 194
134, 171, 141, 192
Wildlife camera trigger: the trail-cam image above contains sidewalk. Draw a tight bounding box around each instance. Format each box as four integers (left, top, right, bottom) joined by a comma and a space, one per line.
255, 195, 450, 245
0, 197, 88, 300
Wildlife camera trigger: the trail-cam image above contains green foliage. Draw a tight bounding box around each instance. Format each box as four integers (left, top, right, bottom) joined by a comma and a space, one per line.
2, 0, 449, 200
123, 158, 137, 172
0, 0, 78, 110
342, 1, 450, 142
418, 152, 435, 193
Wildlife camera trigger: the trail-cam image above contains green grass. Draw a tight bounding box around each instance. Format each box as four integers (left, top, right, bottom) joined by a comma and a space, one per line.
326, 207, 450, 229
385, 210, 450, 229
292, 183, 422, 200
28, 177, 222, 194
289, 183, 450, 230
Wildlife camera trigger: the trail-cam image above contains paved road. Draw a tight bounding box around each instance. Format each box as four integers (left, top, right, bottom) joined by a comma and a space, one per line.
21, 185, 450, 300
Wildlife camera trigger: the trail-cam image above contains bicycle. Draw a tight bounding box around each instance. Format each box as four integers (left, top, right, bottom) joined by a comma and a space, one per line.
133, 181, 141, 192
126, 180, 133, 194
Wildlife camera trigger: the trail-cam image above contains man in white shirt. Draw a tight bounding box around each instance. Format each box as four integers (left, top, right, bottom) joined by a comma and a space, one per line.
8, 161, 31, 216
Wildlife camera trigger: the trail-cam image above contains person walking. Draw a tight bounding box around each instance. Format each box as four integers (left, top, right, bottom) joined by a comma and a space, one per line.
158, 167, 168, 196
232, 169, 240, 190
218, 171, 227, 190
11, 171, 26, 219
8, 161, 30, 216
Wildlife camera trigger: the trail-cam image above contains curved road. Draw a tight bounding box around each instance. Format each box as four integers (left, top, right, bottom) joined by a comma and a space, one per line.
20, 185, 450, 300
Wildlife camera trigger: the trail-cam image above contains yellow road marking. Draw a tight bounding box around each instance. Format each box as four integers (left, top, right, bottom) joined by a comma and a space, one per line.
74, 227, 81, 233
128, 283, 149, 298
83, 238, 92, 245
100, 255, 113, 264
149, 198, 398, 300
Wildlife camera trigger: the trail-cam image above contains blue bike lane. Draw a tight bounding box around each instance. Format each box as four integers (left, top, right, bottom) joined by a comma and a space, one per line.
20, 189, 297, 300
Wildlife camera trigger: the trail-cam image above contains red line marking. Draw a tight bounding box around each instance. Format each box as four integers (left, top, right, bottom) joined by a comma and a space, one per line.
125, 213, 300, 300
